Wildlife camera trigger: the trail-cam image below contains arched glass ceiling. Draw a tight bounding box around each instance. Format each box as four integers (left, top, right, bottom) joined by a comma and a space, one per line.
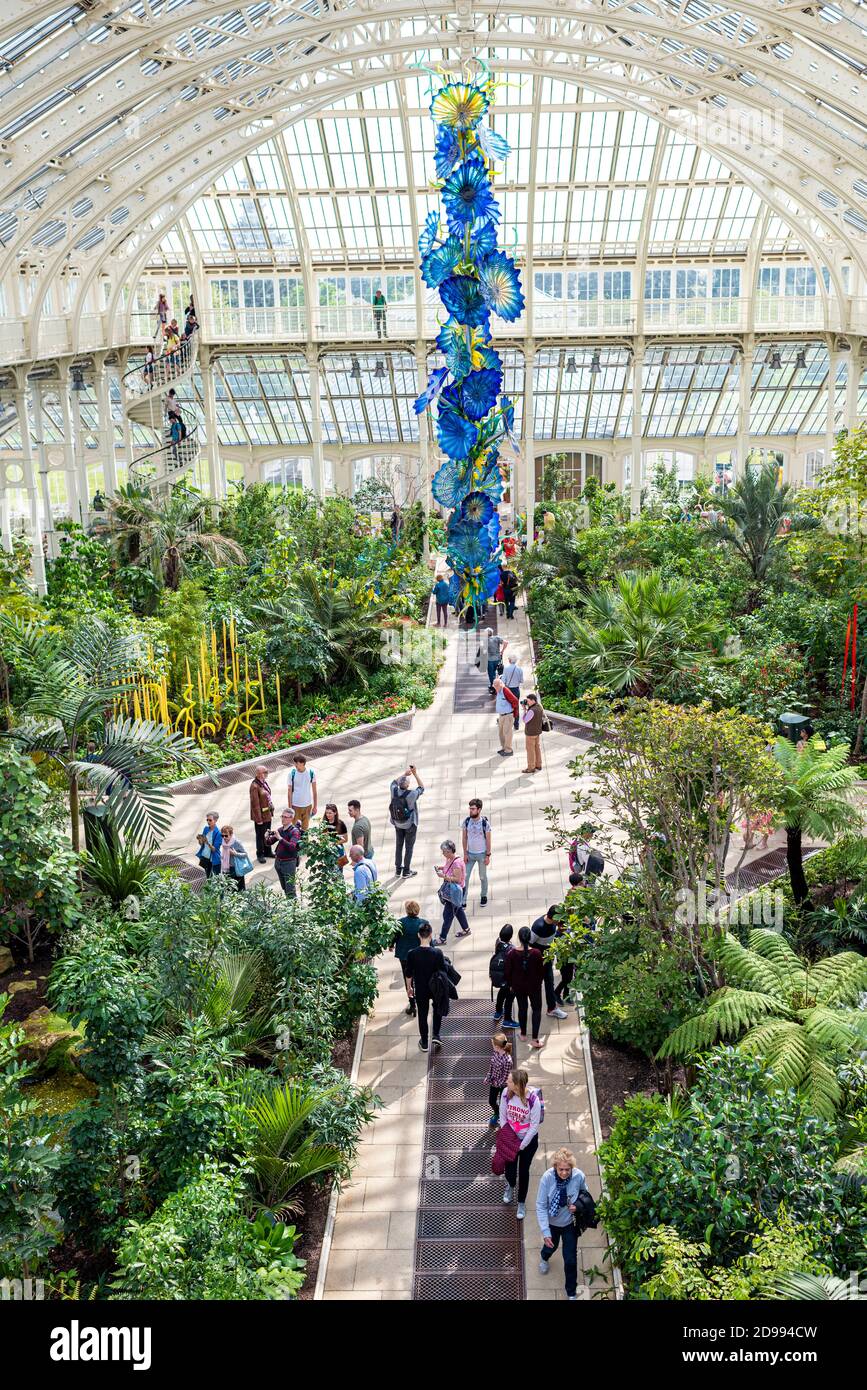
142, 74, 802, 273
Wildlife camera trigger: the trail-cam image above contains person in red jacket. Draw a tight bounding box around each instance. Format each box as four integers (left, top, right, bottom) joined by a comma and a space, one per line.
504, 926, 545, 1047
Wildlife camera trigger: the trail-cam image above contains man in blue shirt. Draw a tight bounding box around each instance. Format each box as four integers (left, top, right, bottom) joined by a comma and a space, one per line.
493, 677, 517, 756
349, 845, 378, 902
432, 575, 451, 627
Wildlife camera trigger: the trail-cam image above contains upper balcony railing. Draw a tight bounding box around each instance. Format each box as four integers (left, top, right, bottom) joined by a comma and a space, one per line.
0, 295, 860, 367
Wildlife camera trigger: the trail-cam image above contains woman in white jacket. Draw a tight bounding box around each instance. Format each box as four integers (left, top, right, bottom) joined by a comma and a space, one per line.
498, 1068, 542, 1220
535, 1147, 589, 1300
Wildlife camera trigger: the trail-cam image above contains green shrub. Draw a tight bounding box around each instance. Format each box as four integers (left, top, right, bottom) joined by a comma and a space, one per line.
111, 1164, 305, 1300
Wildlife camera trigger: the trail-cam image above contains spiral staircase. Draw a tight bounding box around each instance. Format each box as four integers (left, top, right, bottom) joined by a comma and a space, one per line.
121, 333, 202, 492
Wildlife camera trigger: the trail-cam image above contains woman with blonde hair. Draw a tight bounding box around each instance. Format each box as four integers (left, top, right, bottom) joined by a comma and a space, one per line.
535, 1146, 592, 1301
498, 1066, 542, 1219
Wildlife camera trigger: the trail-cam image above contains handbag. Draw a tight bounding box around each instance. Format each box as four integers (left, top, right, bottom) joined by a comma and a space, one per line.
233, 850, 254, 877
438, 879, 463, 907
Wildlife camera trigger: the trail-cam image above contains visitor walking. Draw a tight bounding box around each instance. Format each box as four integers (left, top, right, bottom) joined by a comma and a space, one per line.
267, 808, 302, 897
499, 1068, 543, 1219
249, 765, 274, 862
493, 676, 518, 756
501, 649, 524, 731
195, 811, 222, 878
405, 922, 445, 1052
389, 764, 424, 877
372, 287, 387, 339
536, 1148, 590, 1300
347, 799, 373, 858
485, 1031, 513, 1128
219, 824, 253, 891
288, 753, 317, 831
505, 927, 545, 1047
530, 905, 569, 1021
568, 831, 605, 880
501, 567, 518, 619
154, 292, 169, 336
165, 388, 182, 423
349, 844, 378, 902
432, 574, 450, 627
322, 803, 349, 870
490, 922, 517, 1027
390, 899, 430, 1016
435, 839, 470, 943
477, 627, 506, 693
461, 797, 491, 906
521, 693, 545, 773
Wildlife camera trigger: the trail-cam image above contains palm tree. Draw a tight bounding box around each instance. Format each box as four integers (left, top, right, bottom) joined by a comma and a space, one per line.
254, 568, 388, 688
701, 458, 819, 583
558, 569, 719, 697
1, 616, 210, 851
774, 735, 863, 904
658, 929, 867, 1117
243, 1081, 345, 1217
773, 1272, 864, 1300
107, 488, 245, 591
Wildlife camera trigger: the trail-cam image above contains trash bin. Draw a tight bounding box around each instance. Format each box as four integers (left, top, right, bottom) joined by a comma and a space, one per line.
778, 711, 811, 743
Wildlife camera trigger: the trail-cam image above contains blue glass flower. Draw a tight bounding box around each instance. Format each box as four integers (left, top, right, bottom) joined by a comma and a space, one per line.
475, 123, 511, 164
462, 366, 503, 421
443, 157, 499, 233
470, 221, 499, 258
418, 209, 440, 258
447, 573, 462, 607
477, 251, 525, 321
440, 276, 490, 328
432, 459, 471, 509
434, 126, 461, 180
436, 405, 478, 461
460, 491, 494, 526
476, 345, 503, 374
430, 83, 489, 132
446, 516, 485, 559
414, 365, 448, 415
421, 235, 464, 289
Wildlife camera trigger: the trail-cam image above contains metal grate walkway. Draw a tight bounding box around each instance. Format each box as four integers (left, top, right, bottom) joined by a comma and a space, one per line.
453, 605, 501, 714
412, 997, 526, 1301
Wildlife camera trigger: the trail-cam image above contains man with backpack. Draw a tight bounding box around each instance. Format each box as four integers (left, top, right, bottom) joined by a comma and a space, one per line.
406, 922, 445, 1052
462, 797, 492, 906
389, 764, 424, 878
489, 923, 518, 1028
568, 830, 605, 880
530, 905, 568, 1021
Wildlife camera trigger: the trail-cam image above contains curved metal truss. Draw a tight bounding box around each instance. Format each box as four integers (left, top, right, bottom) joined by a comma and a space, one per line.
2, 0, 867, 362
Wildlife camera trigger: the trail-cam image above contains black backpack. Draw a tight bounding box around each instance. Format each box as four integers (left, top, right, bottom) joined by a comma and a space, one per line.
389, 786, 411, 826
489, 941, 509, 993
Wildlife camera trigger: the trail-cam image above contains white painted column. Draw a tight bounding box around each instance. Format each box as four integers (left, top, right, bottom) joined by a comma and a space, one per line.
845, 339, 861, 434
307, 347, 324, 497
416, 343, 431, 561
737, 344, 754, 477
825, 347, 841, 469
33, 385, 58, 561
523, 340, 536, 545
95, 366, 118, 496
606, 453, 624, 491
16, 387, 47, 596
630, 347, 644, 517
201, 347, 223, 499
57, 370, 80, 523
0, 463, 12, 552
71, 383, 91, 528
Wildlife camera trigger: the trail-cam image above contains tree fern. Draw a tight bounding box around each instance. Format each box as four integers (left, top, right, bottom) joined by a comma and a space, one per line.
658, 930, 867, 1116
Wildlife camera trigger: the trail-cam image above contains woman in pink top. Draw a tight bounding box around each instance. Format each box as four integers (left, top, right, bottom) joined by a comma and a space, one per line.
434, 839, 471, 944
498, 1067, 542, 1219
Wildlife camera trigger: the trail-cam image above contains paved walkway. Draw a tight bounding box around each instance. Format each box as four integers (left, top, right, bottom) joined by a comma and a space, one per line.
320, 607, 611, 1301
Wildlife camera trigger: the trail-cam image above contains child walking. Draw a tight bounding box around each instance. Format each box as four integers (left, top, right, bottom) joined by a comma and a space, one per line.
485, 1031, 513, 1129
